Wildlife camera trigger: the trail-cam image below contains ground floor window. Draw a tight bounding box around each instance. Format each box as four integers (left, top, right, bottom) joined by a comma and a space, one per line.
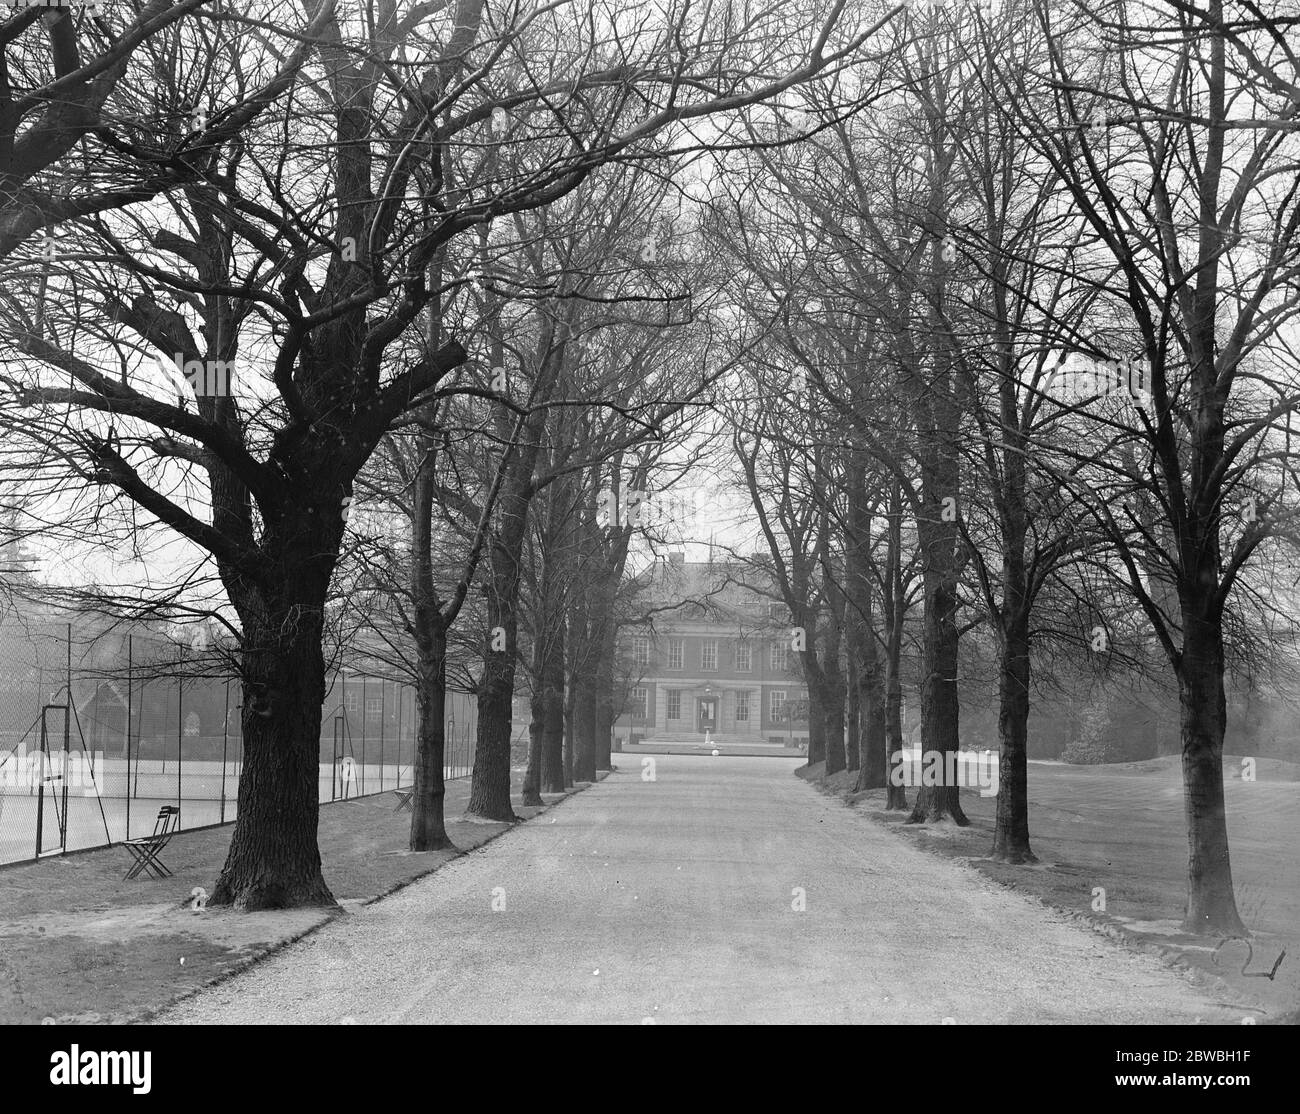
667, 690, 681, 720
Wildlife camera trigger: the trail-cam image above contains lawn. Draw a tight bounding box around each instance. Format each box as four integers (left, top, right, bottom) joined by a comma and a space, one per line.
0, 767, 605, 1024
803, 754, 1300, 1024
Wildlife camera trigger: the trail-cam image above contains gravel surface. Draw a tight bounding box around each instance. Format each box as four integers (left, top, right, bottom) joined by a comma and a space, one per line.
155, 754, 1243, 1024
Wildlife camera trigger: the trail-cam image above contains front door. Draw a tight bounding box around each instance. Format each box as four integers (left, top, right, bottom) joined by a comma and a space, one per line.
698, 698, 717, 733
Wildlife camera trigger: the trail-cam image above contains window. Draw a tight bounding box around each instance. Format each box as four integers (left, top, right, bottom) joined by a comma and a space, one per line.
632, 637, 650, 667
701, 639, 718, 671
183, 711, 200, 737
667, 639, 683, 670
344, 690, 359, 712
631, 687, 648, 719
770, 641, 789, 672
770, 690, 787, 719
366, 695, 383, 715
768, 602, 790, 621
735, 641, 751, 672
667, 690, 681, 720
735, 691, 750, 722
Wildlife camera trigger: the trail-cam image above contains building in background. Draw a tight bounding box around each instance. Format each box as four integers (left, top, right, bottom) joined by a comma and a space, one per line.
614, 552, 808, 748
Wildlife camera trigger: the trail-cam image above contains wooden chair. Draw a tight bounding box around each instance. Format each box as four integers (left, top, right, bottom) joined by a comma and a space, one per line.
123, 805, 180, 880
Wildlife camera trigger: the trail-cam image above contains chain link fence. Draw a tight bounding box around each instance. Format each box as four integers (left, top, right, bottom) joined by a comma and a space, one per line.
0, 618, 476, 866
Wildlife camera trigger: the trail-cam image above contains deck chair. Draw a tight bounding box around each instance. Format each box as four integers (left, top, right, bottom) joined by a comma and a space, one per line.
123, 805, 180, 880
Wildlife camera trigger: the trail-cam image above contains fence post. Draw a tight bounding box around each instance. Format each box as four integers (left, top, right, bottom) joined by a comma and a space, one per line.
125, 635, 132, 841
133, 677, 143, 799
63, 624, 70, 852
176, 675, 183, 825
34, 710, 45, 860
360, 674, 367, 795
220, 677, 230, 824
379, 678, 386, 793
60, 704, 69, 854
395, 681, 403, 789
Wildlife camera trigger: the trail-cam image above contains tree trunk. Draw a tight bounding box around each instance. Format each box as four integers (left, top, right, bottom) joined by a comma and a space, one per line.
845, 657, 861, 773
805, 690, 826, 765
563, 685, 576, 787
822, 631, 846, 775
467, 497, 528, 821
991, 612, 1033, 862
466, 319, 563, 820
847, 465, 887, 792
411, 623, 455, 849
855, 585, 888, 793
540, 613, 566, 794
572, 672, 598, 781
903, 231, 965, 824
522, 728, 544, 806
567, 567, 598, 780
823, 682, 845, 775
522, 649, 545, 808
855, 644, 888, 792
907, 463, 967, 824
884, 662, 908, 810
883, 484, 908, 810
1179, 619, 1244, 935
409, 430, 456, 851
908, 563, 967, 824
594, 619, 616, 771
468, 600, 521, 820
210, 595, 334, 909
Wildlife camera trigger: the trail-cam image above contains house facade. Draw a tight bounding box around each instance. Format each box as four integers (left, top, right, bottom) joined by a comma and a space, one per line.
614, 554, 809, 747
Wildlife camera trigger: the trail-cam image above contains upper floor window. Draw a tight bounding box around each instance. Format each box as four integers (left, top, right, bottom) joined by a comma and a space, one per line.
735, 641, 752, 672
701, 639, 718, 671
768, 602, 790, 621
344, 690, 359, 712
770, 641, 789, 672
366, 695, 383, 715
632, 637, 650, 667
667, 639, 683, 670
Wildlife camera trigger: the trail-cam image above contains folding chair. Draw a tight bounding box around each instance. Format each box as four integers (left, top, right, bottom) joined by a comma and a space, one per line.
393, 788, 413, 812
123, 805, 180, 880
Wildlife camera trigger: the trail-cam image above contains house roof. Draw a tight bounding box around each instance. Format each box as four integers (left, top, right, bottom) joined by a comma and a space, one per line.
630, 558, 783, 629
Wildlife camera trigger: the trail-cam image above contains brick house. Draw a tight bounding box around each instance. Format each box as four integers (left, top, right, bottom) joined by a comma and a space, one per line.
614, 553, 809, 747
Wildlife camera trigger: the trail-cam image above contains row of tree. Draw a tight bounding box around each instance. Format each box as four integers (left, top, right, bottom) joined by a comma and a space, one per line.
702, 0, 1300, 936
0, 0, 890, 907
4, 2, 1300, 941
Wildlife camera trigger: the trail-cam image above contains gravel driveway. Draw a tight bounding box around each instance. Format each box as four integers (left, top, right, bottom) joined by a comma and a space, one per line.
155, 754, 1241, 1024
